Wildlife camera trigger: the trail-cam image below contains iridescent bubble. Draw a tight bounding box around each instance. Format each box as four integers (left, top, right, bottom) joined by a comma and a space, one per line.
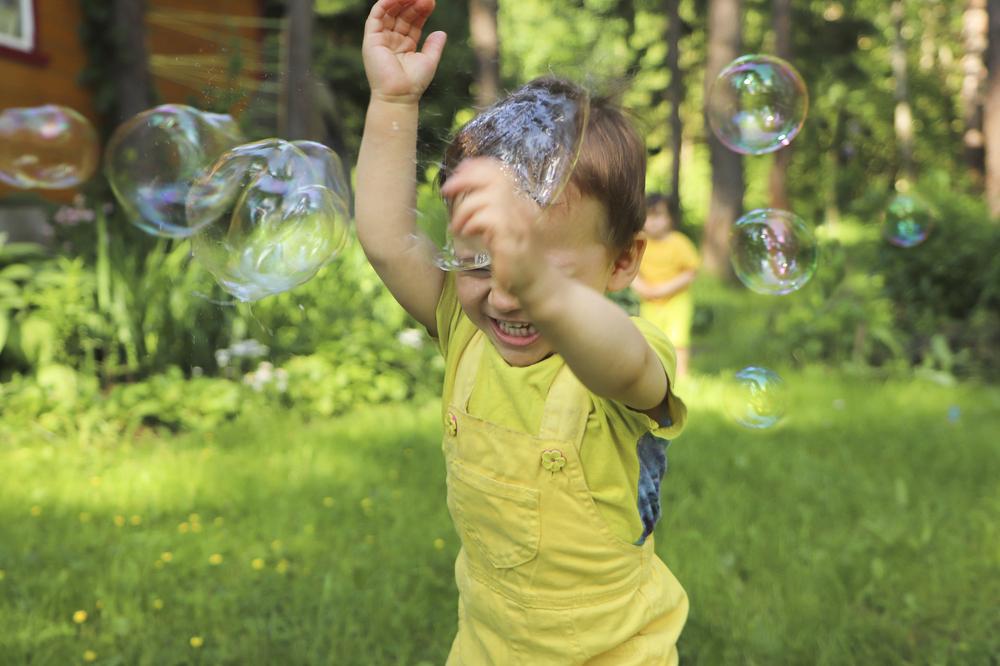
188, 139, 351, 302
731, 208, 818, 295
104, 104, 244, 238
725, 366, 786, 429
420, 78, 590, 270
883, 193, 932, 248
0, 105, 98, 188
707, 55, 808, 155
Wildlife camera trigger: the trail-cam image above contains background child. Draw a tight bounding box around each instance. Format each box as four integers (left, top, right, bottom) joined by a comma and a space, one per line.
357, 1, 689, 662
632, 194, 700, 378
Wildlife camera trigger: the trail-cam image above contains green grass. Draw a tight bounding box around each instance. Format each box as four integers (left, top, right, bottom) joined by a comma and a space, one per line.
2, 372, 998, 665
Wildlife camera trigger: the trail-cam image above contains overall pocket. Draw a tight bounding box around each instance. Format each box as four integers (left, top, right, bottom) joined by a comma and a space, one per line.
447, 460, 540, 569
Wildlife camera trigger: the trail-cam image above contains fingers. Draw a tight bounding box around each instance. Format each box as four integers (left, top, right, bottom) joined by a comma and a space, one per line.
369, 0, 435, 38
421, 30, 447, 64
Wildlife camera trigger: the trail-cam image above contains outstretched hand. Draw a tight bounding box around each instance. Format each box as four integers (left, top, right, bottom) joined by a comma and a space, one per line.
363, 0, 447, 103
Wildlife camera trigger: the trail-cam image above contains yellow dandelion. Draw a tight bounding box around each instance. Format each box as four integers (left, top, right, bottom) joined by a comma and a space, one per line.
83, 649, 97, 662
130, 515, 142, 526
213, 516, 224, 526
275, 559, 289, 574
30, 505, 42, 517
95, 599, 103, 610
303, 524, 316, 535
73, 610, 88, 624
322, 496, 335, 508
189, 636, 204, 648
191, 522, 203, 533
79, 512, 92, 523
390, 489, 402, 500
189, 513, 201, 524
251, 558, 265, 571
89, 476, 102, 486
178, 522, 190, 534
433, 538, 446, 550
208, 553, 223, 566
0, 569, 6, 581
113, 515, 126, 527
152, 598, 164, 610
270, 539, 283, 552
154, 560, 164, 570
161, 552, 173, 563
360, 497, 374, 513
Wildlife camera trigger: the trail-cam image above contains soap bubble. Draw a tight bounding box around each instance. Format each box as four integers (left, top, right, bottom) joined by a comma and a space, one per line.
104, 104, 244, 238
725, 366, 786, 429
0, 105, 98, 189
731, 208, 817, 295
188, 139, 351, 302
419, 78, 590, 270
707, 55, 808, 155
883, 193, 932, 248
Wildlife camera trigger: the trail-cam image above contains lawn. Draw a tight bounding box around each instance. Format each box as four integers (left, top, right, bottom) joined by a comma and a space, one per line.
2, 367, 998, 665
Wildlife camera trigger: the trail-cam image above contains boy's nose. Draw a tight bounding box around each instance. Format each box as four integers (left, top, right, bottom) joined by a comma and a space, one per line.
488, 285, 522, 313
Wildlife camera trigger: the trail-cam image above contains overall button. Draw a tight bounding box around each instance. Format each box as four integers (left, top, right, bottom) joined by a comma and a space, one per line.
446, 412, 459, 436
541, 448, 566, 473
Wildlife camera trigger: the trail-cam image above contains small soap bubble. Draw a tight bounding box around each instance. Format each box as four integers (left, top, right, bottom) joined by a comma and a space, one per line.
947, 405, 960, 423
104, 104, 244, 238
188, 138, 351, 302
731, 208, 818, 295
0, 105, 98, 188
883, 193, 932, 248
707, 55, 808, 155
725, 366, 786, 429
419, 78, 590, 271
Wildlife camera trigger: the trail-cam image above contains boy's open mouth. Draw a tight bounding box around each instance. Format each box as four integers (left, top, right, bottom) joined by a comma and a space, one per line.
489, 317, 541, 347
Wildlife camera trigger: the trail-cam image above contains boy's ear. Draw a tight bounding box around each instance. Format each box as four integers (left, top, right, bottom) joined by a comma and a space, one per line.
606, 237, 646, 292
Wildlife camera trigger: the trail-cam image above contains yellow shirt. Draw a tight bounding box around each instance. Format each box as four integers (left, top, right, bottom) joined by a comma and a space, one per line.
434, 274, 687, 543
639, 231, 700, 304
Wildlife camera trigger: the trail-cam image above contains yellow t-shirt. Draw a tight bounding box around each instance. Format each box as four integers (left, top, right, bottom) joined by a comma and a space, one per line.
434, 274, 687, 543
638, 231, 700, 305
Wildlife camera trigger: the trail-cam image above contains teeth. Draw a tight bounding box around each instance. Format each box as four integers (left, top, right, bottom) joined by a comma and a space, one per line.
497, 320, 537, 337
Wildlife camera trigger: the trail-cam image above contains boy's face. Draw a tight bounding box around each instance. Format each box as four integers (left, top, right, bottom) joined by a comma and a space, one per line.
643, 201, 672, 237
454, 190, 626, 367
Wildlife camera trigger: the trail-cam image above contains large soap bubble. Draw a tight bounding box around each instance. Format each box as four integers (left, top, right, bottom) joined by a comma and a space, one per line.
188, 139, 351, 302
419, 77, 590, 270
104, 104, 244, 238
883, 193, 933, 248
731, 208, 818, 295
725, 366, 786, 429
0, 105, 98, 189
708, 55, 808, 155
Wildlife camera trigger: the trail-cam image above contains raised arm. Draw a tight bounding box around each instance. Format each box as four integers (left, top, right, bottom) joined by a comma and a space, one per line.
356, 0, 447, 334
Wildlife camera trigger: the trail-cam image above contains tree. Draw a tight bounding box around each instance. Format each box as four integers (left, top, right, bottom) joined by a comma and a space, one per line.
664, 0, 684, 224
962, 0, 988, 181
891, 0, 915, 185
987, 0, 1000, 216
113, 0, 155, 124
703, 0, 744, 277
470, 0, 500, 107
283, 0, 316, 140
768, 0, 792, 210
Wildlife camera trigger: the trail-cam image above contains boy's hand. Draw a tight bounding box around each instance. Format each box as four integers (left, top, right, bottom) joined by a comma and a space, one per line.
443, 158, 552, 300
363, 0, 447, 104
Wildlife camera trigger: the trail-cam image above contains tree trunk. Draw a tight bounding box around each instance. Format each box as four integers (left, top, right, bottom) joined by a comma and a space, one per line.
703, 0, 744, 278
283, 0, 315, 140
665, 0, 684, 225
768, 0, 792, 210
986, 0, 1000, 216
891, 0, 915, 187
470, 0, 500, 107
965, 0, 989, 183
113, 0, 155, 123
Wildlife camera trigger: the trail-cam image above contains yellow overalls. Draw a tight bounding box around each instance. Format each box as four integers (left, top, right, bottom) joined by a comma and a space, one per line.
443, 334, 689, 665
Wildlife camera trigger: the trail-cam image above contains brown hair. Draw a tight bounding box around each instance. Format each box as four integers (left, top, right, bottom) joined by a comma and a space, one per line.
440, 77, 646, 251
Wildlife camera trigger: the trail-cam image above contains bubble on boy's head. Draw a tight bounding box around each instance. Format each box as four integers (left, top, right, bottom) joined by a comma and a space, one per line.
0, 105, 98, 189
707, 55, 808, 156
730, 208, 818, 296
442, 77, 590, 207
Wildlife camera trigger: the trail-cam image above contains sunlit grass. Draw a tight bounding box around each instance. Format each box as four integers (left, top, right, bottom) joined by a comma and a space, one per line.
2, 372, 997, 664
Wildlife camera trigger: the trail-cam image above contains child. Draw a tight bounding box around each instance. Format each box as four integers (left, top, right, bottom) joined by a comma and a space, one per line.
357, 1, 689, 662
632, 195, 699, 378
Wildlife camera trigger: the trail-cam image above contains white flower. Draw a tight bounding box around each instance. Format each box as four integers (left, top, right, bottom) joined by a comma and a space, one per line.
397, 328, 424, 349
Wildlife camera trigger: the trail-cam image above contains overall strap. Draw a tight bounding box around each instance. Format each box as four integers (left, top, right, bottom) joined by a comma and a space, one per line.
538, 362, 590, 447
453, 332, 486, 410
